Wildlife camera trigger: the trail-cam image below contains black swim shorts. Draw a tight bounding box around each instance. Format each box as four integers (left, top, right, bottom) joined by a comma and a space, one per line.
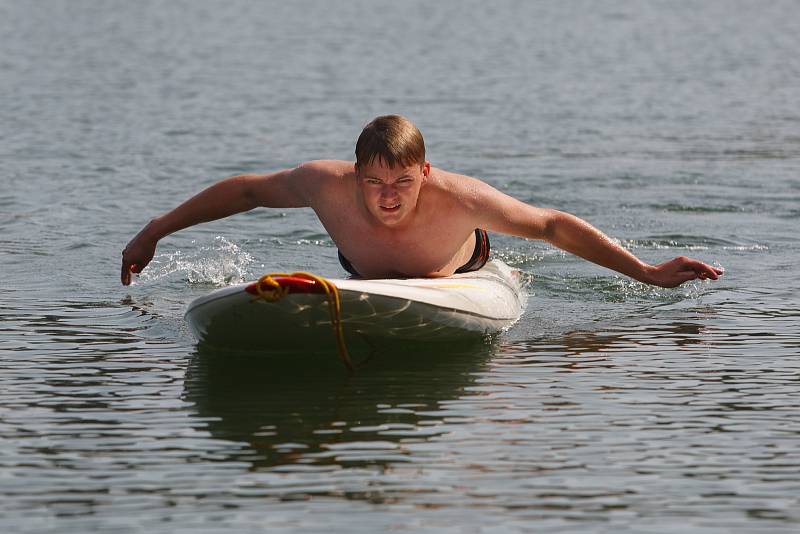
338, 228, 490, 277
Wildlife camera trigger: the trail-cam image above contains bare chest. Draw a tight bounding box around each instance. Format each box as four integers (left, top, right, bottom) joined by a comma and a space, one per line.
316, 206, 474, 278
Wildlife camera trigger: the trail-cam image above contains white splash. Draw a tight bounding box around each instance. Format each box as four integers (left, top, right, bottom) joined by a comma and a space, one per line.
139, 236, 254, 287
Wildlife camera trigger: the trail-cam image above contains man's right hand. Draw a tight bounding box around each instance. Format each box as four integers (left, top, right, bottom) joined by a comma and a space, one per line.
121, 226, 158, 286
117, 166, 315, 286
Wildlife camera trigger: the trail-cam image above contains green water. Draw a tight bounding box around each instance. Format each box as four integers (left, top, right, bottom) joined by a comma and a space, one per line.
2, 1, 799, 532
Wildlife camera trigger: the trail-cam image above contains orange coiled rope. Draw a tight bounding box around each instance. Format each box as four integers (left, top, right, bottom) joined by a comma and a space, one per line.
252, 272, 353, 371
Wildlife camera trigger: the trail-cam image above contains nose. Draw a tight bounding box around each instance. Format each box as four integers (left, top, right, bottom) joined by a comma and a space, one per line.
380, 184, 399, 198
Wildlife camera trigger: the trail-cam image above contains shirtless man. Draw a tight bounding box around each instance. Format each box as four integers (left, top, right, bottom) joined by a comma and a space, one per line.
121, 115, 723, 286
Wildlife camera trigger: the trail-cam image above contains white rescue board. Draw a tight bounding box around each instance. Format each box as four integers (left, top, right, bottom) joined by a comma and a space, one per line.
185, 260, 524, 349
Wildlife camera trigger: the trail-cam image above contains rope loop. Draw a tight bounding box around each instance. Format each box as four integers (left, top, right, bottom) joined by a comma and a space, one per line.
253, 273, 291, 302
253, 271, 353, 371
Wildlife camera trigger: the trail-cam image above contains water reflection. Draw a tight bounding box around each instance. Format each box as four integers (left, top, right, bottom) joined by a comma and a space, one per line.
501, 313, 717, 362
182, 340, 498, 470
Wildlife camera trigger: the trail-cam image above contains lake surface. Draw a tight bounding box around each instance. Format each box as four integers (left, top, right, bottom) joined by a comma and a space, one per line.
2, 1, 799, 532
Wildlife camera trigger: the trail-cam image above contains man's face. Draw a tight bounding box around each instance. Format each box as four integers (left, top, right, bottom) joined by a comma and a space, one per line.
355, 158, 429, 228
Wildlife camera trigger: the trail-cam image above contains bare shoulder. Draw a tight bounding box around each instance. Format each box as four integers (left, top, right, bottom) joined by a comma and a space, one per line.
286, 159, 353, 203
295, 159, 351, 175
245, 160, 352, 209
291, 159, 352, 184
427, 167, 507, 210
427, 167, 551, 235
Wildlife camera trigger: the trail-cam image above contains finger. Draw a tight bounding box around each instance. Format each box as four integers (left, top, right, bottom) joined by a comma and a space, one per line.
691, 261, 720, 280
702, 264, 720, 280
697, 269, 717, 280
121, 260, 130, 286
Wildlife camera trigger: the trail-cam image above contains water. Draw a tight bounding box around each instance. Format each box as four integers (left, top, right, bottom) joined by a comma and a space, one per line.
1, 0, 799, 532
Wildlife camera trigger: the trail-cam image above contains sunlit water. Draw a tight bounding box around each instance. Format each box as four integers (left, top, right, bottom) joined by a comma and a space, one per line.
2, 1, 799, 532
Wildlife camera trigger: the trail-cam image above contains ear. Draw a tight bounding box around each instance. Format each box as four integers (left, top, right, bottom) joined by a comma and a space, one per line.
422, 161, 431, 181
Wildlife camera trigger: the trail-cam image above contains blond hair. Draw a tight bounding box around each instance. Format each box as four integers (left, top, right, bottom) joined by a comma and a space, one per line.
355, 115, 426, 168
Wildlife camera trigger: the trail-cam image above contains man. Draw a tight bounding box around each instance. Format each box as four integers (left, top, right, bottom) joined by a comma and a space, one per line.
121, 115, 723, 286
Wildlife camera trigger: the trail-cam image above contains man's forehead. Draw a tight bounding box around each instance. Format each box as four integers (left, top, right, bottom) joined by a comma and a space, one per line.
358, 159, 420, 175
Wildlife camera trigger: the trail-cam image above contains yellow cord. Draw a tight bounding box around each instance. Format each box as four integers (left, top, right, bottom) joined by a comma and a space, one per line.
253, 272, 353, 371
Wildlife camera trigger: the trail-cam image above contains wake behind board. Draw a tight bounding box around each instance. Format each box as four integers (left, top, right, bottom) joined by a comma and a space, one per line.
185, 259, 524, 349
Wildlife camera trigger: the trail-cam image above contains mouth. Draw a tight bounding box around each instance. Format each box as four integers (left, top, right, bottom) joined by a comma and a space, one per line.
379, 204, 401, 212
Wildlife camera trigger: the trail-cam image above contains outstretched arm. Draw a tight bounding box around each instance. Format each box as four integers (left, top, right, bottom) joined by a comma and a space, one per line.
121, 166, 310, 285
475, 184, 723, 288
530, 209, 722, 287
